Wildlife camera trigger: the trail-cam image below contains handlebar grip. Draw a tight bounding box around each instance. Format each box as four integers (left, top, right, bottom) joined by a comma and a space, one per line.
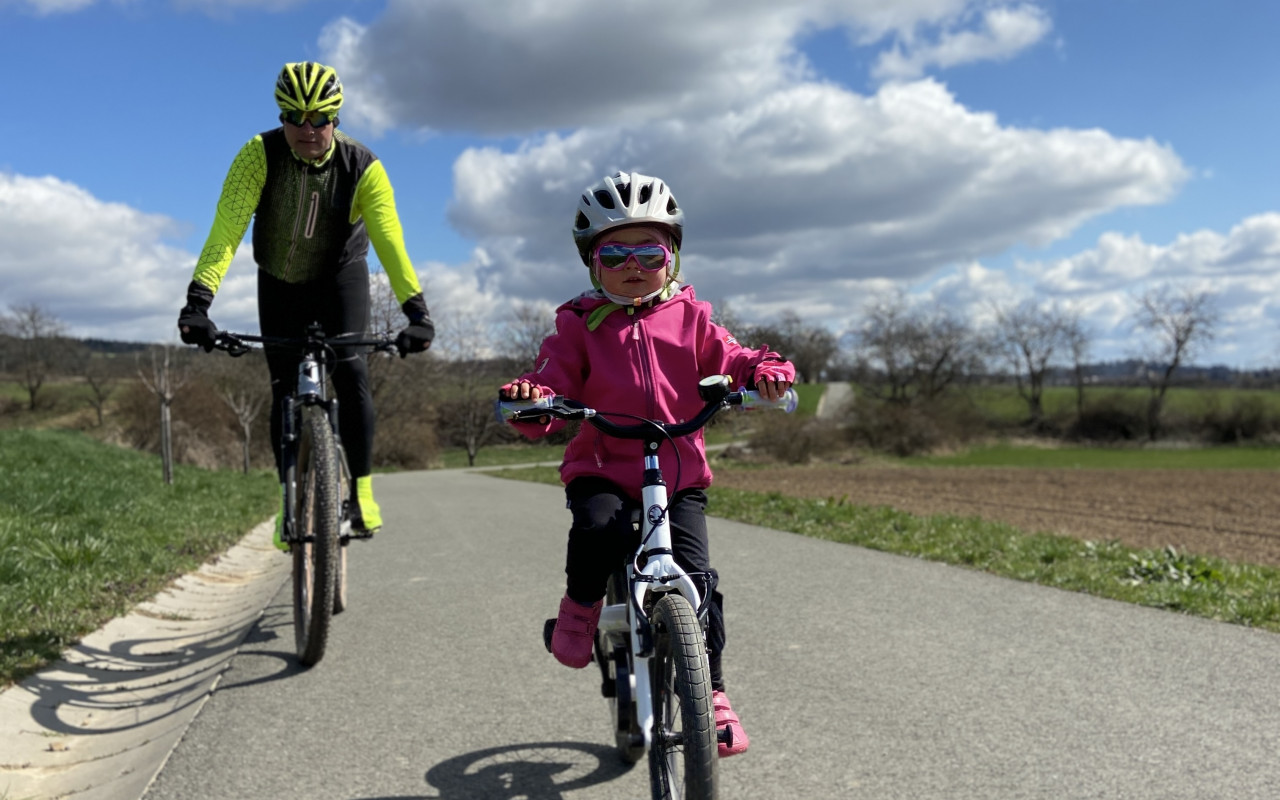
495, 396, 554, 424
737, 387, 799, 413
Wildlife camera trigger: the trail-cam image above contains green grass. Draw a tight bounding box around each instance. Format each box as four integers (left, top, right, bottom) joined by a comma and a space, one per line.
484, 465, 1280, 635
0, 429, 278, 687
903, 443, 1280, 470
964, 384, 1280, 425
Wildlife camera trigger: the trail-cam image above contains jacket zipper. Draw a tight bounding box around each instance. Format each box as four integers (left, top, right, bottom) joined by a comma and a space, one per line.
633, 318, 657, 420
282, 161, 309, 280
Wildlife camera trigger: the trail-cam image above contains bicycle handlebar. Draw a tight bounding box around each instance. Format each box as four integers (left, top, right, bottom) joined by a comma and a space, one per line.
495, 376, 797, 439
212, 328, 402, 359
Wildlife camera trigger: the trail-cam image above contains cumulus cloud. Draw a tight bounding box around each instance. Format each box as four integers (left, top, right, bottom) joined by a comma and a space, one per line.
0, 173, 259, 343
873, 4, 1052, 81
444, 79, 1185, 327
322, 0, 1050, 137
2, 0, 95, 14
1014, 213, 1280, 365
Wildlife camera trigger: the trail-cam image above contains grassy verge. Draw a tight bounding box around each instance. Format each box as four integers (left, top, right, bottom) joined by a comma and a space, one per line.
903, 443, 1280, 470
0, 429, 278, 687
484, 465, 1280, 634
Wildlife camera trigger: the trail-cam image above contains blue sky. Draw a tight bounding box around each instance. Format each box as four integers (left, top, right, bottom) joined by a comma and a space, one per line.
2, 0, 1278, 368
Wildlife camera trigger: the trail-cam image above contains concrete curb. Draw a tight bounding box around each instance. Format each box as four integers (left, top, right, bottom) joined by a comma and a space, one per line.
0, 520, 288, 800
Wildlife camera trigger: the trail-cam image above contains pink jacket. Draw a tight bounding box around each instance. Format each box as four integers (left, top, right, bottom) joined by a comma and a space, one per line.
511, 285, 796, 499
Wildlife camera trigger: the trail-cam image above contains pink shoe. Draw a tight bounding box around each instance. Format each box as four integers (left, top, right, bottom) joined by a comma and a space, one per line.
713, 690, 750, 757
551, 595, 601, 669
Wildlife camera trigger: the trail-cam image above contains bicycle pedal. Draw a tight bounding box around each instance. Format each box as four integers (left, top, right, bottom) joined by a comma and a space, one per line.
718, 726, 734, 746
543, 618, 556, 654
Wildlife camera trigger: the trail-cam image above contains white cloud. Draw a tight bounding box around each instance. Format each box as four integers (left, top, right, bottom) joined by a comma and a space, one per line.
444, 79, 1185, 330
0, 173, 259, 343
323, 0, 1052, 137
873, 4, 1052, 81
1011, 213, 1280, 366
2, 0, 95, 14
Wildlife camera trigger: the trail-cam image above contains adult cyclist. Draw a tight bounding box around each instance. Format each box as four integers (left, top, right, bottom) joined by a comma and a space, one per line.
177, 61, 435, 548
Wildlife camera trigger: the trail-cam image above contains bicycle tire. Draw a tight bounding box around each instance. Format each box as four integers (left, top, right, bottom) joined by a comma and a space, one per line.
648, 593, 717, 800
603, 570, 644, 763
292, 404, 339, 666
333, 444, 351, 615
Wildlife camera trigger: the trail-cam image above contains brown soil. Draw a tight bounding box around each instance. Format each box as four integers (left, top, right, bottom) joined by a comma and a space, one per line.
712, 464, 1280, 568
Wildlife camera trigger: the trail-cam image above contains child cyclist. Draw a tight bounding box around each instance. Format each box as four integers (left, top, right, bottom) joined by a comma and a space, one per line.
500, 171, 795, 757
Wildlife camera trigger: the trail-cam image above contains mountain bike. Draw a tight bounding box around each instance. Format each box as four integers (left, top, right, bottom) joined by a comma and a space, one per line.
497, 376, 797, 800
213, 323, 400, 666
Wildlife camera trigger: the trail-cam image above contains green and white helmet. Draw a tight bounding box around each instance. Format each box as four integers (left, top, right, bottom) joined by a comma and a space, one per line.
572, 172, 684, 266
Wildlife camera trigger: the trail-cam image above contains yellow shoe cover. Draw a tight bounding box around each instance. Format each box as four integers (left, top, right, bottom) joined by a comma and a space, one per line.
354, 475, 382, 533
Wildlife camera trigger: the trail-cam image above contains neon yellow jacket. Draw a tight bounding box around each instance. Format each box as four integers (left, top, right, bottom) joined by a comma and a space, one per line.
188, 127, 427, 319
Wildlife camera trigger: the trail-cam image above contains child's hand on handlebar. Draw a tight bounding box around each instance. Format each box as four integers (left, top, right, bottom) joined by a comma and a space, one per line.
755, 378, 792, 403
500, 380, 551, 424
501, 380, 543, 401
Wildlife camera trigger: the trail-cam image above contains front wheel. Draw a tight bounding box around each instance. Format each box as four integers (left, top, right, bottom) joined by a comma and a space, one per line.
648, 593, 717, 800
291, 404, 339, 667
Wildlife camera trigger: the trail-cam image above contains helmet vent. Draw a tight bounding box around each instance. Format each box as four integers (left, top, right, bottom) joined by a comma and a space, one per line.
593, 190, 615, 210
667, 197, 678, 214
617, 182, 631, 207
575, 211, 590, 231
638, 183, 652, 205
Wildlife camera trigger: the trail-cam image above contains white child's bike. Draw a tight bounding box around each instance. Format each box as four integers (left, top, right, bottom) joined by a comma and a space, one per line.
497, 375, 796, 800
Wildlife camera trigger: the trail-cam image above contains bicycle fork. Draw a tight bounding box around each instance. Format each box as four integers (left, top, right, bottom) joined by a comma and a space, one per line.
625, 450, 706, 751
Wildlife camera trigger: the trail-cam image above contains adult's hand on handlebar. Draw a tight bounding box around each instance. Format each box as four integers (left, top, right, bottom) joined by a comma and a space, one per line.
755, 378, 792, 403
177, 308, 218, 353
395, 318, 435, 358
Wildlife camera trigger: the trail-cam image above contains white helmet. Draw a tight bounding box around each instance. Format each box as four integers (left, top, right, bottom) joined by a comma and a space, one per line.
572, 172, 684, 266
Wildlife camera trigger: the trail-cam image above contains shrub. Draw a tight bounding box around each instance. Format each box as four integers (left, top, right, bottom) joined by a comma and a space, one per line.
747, 415, 843, 464
1199, 395, 1278, 443
1065, 394, 1146, 442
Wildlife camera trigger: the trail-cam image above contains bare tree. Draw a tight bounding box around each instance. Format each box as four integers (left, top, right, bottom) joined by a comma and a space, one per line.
851, 293, 984, 405
501, 301, 556, 372
1066, 315, 1091, 421
436, 311, 506, 467
747, 310, 838, 384
138, 346, 190, 485
2, 303, 69, 411
210, 353, 270, 474
1132, 285, 1218, 440
75, 344, 119, 427
991, 300, 1078, 425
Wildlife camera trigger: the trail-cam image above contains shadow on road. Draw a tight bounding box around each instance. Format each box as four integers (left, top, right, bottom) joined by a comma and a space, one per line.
353, 741, 634, 800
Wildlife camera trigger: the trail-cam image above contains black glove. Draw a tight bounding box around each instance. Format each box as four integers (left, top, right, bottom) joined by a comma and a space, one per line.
395, 294, 435, 357
395, 318, 435, 357
178, 280, 218, 353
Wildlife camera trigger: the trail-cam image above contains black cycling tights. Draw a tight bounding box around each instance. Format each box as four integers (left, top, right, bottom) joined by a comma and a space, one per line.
257, 263, 374, 483
564, 476, 728, 691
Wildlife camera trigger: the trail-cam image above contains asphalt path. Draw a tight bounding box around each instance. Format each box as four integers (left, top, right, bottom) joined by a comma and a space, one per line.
141, 469, 1280, 800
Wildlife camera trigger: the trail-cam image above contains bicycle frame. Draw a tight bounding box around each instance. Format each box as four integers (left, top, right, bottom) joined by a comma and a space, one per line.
595, 436, 714, 753
215, 323, 398, 545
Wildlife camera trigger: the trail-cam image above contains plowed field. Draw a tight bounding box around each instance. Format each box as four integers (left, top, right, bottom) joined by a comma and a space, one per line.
712, 466, 1280, 567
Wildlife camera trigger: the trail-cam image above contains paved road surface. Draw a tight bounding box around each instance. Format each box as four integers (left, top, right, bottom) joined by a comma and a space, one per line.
134, 469, 1280, 800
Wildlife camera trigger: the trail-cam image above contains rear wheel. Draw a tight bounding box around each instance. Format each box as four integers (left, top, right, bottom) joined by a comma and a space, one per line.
291, 404, 339, 667
333, 444, 351, 615
603, 570, 644, 763
648, 593, 717, 800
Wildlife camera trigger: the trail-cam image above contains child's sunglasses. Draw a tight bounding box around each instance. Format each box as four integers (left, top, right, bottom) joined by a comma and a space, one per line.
593, 242, 673, 272
279, 109, 336, 128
